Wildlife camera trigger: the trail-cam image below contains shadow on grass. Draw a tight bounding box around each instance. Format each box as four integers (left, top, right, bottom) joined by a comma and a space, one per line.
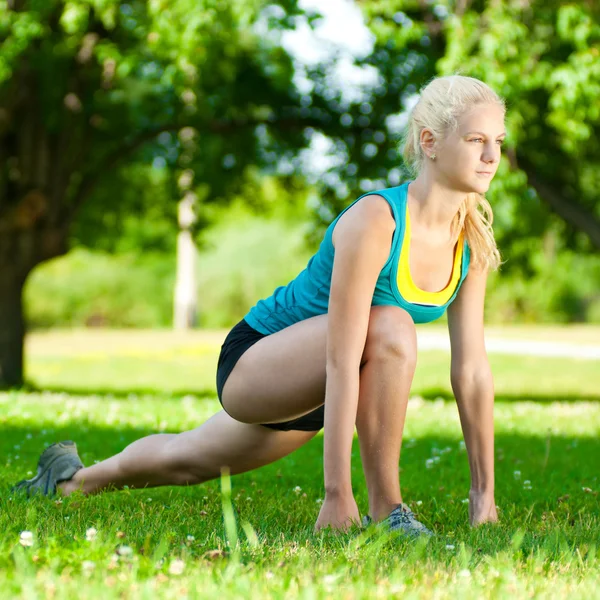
417, 387, 600, 404
22, 382, 218, 400
20, 382, 600, 404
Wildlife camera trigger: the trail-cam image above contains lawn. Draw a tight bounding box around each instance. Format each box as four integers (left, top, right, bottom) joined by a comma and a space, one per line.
1, 329, 599, 598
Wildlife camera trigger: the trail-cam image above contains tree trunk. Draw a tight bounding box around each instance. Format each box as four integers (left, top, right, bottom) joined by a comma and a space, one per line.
0, 223, 67, 389
0, 268, 26, 388
173, 193, 198, 329
173, 227, 198, 329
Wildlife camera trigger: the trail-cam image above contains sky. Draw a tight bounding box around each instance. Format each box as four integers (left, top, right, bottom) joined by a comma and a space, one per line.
281, 0, 373, 63
277, 0, 383, 183
280, 0, 379, 102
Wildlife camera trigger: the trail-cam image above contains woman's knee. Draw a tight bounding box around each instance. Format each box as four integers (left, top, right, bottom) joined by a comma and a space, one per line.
363, 306, 417, 368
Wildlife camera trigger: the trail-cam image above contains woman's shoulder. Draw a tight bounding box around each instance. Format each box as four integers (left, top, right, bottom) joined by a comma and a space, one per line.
331, 193, 396, 248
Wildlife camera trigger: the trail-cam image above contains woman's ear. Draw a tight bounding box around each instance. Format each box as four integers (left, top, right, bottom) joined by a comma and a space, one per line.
419, 128, 436, 158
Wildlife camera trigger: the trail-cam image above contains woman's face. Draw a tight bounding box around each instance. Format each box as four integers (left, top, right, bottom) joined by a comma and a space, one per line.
432, 103, 506, 194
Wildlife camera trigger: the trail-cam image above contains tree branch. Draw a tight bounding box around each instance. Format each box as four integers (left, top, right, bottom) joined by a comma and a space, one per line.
67, 113, 340, 222
67, 124, 181, 222
518, 155, 600, 250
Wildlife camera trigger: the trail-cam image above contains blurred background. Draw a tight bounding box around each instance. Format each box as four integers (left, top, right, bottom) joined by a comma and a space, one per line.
1, 0, 600, 388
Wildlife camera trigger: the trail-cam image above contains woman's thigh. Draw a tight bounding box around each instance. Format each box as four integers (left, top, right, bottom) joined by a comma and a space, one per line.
221, 314, 328, 424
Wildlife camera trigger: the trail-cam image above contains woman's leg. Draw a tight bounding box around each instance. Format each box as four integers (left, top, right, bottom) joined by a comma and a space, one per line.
222, 305, 418, 522
220, 314, 329, 424
62, 314, 332, 496
355, 306, 417, 521
62, 306, 415, 506
60, 410, 317, 495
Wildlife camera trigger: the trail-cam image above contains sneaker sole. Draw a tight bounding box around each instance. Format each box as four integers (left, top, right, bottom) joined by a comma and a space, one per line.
12, 441, 82, 497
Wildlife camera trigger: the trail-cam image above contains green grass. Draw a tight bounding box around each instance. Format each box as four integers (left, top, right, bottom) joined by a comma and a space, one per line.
1, 329, 599, 598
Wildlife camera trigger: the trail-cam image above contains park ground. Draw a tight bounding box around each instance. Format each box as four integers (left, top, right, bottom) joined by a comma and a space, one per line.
0, 326, 599, 599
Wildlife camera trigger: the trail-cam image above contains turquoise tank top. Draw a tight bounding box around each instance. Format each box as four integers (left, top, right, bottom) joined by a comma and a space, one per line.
244, 181, 470, 334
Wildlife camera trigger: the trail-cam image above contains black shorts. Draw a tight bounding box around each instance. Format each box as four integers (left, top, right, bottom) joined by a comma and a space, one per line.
216, 319, 325, 432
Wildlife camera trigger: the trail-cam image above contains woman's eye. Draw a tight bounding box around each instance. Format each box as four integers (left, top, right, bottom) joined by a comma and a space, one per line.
471, 138, 483, 143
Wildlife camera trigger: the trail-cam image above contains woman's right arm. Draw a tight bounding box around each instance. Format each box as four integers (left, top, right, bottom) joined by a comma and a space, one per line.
315, 195, 395, 532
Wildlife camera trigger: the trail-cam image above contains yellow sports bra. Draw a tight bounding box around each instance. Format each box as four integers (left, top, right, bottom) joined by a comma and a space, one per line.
396, 203, 464, 307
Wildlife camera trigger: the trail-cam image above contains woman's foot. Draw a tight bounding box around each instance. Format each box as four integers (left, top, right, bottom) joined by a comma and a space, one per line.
363, 503, 433, 538
11, 441, 84, 497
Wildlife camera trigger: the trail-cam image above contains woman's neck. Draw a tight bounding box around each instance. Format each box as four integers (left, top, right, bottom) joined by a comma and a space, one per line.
408, 176, 465, 232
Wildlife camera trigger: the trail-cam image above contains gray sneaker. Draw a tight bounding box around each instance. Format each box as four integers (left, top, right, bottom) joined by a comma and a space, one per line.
362, 503, 433, 538
11, 441, 84, 497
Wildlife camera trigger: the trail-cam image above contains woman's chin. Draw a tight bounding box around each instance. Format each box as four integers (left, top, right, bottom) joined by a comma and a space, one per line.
465, 177, 493, 194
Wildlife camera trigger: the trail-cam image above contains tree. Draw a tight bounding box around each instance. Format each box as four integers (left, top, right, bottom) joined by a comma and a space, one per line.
0, 0, 348, 386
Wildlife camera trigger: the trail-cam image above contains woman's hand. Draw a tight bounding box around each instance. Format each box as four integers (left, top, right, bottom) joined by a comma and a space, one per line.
314, 492, 361, 533
469, 489, 498, 526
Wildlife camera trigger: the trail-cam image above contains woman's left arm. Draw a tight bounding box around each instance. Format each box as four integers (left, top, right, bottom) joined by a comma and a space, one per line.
447, 267, 498, 526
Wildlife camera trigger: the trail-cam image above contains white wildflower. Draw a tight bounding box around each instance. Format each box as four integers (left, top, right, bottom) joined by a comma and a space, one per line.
19, 531, 33, 547
461, 499, 469, 504
293, 486, 302, 494
116, 545, 133, 557
513, 470, 521, 480
81, 560, 96, 573
425, 459, 435, 469
168, 559, 185, 575
445, 544, 455, 550
85, 527, 97, 542
458, 569, 471, 578
316, 498, 323, 504
186, 535, 195, 542
416, 500, 423, 506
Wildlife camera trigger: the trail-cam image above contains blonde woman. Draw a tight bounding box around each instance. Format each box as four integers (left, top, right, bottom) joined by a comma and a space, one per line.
14, 75, 503, 537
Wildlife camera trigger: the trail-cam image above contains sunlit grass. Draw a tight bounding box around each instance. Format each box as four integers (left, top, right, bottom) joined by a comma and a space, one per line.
25, 328, 600, 400
0, 328, 598, 598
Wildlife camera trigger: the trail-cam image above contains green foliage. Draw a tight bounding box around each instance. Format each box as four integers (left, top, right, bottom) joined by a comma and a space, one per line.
194, 202, 313, 328
0, 0, 338, 255
24, 249, 175, 328
486, 250, 600, 324
25, 202, 314, 329
435, 0, 600, 256
72, 162, 179, 254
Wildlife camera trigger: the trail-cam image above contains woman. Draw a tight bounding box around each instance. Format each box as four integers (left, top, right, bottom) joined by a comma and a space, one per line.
14, 75, 503, 536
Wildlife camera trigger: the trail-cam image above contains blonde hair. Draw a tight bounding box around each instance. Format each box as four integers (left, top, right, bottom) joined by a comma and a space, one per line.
402, 75, 504, 271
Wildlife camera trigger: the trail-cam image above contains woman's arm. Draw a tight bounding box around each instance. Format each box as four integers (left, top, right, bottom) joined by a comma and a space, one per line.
447, 268, 498, 526
314, 195, 395, 532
